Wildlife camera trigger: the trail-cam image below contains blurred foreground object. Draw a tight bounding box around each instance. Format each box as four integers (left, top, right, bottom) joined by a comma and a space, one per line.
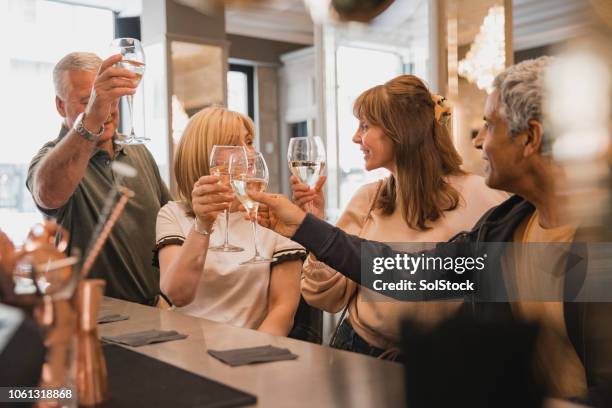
0, 304, 45, 391
81, 186, 134, 279
75, 279, 108, 406
543, 5, 612, 405
402, 317, 544, 408
21, 221, 79, 407
330, 0, 394, 22
302, 0, 394, 23
544, 2, 612, 239
0, 171, 135, 405
180, 0, 397, 25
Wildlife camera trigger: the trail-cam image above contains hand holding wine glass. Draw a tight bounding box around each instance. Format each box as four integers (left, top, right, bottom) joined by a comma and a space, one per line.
287, 136, 326, 213
229, 151, 277, 264
208, 145, 247, 252
109, 37, 147, 144
83, 54, 138, 142
246, 191, 307, 239
191, 175, 234, 231
290, 175, 327, 219
241, 202, 271, 225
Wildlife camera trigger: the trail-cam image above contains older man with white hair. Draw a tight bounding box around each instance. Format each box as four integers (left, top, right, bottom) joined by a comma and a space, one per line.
26, 52, 171, 305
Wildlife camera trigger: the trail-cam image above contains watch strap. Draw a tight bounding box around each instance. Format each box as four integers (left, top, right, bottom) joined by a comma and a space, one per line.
74, 112, 104, 141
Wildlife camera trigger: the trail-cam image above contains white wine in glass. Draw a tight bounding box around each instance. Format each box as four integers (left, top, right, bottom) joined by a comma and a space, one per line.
229, 151, 276, 265
289, 160, 326, 188
208, 145, 246, 252
210, 165, 230, 185
287, 136, 326, 211
118, 59, 145, 83
231, 175, 268, 213
110, 37, 148, 145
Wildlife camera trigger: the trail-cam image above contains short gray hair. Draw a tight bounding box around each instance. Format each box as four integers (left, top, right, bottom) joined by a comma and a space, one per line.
53, 52, 102, 98
493, 56, 553, 137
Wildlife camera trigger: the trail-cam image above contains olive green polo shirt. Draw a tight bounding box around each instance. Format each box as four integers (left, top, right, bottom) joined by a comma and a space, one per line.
26, 127, 172, 304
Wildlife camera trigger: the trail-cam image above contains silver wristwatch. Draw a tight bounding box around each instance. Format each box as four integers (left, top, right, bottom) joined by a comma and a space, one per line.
73, 112, 104, 142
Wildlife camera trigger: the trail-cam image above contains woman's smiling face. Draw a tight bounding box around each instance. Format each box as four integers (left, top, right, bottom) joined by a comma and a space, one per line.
352, 118, 396, 172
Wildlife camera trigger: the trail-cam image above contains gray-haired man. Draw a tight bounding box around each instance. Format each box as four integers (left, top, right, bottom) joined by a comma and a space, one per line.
250, 57, 612, 400
26, 52, 172, 305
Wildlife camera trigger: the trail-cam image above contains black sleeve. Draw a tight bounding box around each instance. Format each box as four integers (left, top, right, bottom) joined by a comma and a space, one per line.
291, 214, 366, 283
291, 214, 475, 301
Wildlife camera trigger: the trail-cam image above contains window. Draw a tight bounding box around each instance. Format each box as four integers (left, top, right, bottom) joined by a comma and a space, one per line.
289, 121, 308, 138
227, 64, 254, 120
335, 45, 403, 210
0, 0, 114, 242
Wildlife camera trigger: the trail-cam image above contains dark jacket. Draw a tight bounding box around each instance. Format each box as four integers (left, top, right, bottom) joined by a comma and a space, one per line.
292, 194, 612, 397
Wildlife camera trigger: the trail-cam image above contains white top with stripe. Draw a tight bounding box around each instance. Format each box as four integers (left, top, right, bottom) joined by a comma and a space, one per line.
156, 201, 305, 329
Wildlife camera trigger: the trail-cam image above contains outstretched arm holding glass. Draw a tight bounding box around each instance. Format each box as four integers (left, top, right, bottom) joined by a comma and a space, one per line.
31, 54, 138, 210
248, 191, 476, 296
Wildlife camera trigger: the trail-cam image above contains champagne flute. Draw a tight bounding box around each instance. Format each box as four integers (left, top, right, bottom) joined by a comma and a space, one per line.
208, 145, 246, 252
229, 151, 277, 265
287, 136, 326, 212
109, 37, 148, 145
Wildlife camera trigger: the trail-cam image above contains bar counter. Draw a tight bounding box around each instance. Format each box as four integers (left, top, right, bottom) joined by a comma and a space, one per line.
98, 297, 406, 407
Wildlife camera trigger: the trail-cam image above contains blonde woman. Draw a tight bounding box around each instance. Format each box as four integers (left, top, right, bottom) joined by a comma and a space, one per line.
293, 75, 507, 356
155, 107, 305, 336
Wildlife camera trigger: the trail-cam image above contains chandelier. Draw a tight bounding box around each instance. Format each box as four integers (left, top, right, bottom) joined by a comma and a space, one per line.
458, 6, 505, 94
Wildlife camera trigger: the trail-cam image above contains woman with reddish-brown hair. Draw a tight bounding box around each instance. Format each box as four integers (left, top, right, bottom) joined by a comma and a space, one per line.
293, 74, 507, 357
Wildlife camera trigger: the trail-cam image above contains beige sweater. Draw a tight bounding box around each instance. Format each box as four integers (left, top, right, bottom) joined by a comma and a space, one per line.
302, 174, 507, 350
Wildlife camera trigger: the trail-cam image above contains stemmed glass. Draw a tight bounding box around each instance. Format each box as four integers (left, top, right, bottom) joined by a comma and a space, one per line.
109, 37, 147, 145
208, 145, 246, 252
229, 151, 277, 265
287, 136, 326, 212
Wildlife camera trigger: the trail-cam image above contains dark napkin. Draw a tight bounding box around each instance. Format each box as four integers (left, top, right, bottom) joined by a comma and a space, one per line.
101, 344, 257, 407
208, 345, 298, 367
102, 329, 187, 347
97, 313, 129, 324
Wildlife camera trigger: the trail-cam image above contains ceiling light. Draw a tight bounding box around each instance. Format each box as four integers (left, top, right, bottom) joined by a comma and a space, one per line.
458, 6, 505, 94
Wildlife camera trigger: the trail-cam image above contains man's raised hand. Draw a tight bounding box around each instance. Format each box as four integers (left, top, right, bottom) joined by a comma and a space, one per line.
83, 54, 139, 131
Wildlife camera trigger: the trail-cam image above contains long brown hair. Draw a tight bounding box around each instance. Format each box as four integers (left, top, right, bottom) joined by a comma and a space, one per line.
174, 107, 255, 217
353, 75, 465, 230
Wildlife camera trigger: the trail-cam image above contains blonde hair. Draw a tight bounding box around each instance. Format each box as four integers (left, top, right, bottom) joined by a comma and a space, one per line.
174, 107, 255, 216
353, 75, 465, 230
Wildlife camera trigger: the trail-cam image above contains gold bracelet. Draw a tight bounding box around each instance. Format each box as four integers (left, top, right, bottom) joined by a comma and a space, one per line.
193, 219, 214, 236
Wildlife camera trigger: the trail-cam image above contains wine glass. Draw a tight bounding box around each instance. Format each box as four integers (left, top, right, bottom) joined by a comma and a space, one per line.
287, 136, 326, 212
109, 37, 147, 145
208, 145, 247, 252
229, 151, 277, 265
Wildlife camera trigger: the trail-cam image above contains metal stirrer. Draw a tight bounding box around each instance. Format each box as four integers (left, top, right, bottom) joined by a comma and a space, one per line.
80, 162, 137, 279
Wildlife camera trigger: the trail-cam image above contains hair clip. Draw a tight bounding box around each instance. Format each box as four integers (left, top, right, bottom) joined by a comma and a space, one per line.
432, 94, 451, 126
